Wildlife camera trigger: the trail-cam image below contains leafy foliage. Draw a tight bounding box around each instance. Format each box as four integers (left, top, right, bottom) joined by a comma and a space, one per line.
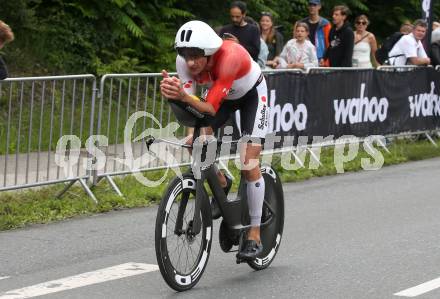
1, 0, 440, 75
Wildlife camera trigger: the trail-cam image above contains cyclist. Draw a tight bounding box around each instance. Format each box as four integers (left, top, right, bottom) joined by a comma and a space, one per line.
160, 20, 269, 260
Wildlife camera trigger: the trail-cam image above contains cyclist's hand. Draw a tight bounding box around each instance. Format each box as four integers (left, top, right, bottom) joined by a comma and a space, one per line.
160, 70, 185, 100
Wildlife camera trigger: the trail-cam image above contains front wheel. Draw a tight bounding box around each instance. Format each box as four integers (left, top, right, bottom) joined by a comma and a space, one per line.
247, 166, 284, 270
155, 174, 213, 291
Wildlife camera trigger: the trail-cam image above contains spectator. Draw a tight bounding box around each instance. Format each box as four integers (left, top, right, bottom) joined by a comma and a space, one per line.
388, 19, 430, 66
258, 38, 269, 69
352, 15, 379, 67
400, 23, 414, 35
430, 31, 440, 66
0, 20, 14, 80
301, 0, 331, 62
324, 5, 354, 67
375, 23, 413, 65
274, 22, 318, 70
219, 1, 260, 62
245, 16, 269, 69
259, 12, 284, 68
432, 22, 440, 44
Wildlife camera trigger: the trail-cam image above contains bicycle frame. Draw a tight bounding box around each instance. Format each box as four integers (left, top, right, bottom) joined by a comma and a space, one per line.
146, 121, 276, 237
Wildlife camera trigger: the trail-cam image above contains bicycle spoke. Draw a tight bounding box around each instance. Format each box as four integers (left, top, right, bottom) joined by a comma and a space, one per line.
169, 237, 180, 267
184, 242, 190, 273
176, 236, 185, 272
160, 183, 210, 277
188, 242, 197, 267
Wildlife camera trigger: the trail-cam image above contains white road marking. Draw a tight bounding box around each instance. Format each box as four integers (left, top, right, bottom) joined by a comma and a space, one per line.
0, 277, 9, 281
395, 276, 440, 297
0, 263, 158, 299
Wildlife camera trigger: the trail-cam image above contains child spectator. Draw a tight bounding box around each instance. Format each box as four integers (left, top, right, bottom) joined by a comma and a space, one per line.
273, 22, 318, 70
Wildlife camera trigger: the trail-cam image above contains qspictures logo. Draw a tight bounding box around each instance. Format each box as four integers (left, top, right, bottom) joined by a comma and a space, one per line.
54, 112, 387, 187
55, 112, 183, 187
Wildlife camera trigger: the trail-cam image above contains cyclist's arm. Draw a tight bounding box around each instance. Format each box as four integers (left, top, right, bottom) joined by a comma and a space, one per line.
160, 73, 216, 115
205, 52, 240, 112
162, 57, 216, 115
181, 92, 216, 116
176, 55, 196, 95
205, 77, 234, 112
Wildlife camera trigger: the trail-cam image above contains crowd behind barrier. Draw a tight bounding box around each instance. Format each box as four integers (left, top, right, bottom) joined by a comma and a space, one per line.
0, 67, 439, 200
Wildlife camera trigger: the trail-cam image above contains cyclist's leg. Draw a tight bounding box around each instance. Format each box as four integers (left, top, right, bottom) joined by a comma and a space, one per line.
241, 143, 264, 241
237, 75, 269, 256
210, 100, 240, 187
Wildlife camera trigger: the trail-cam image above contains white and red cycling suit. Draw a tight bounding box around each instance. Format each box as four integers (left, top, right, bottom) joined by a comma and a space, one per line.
176, 40, 270, 139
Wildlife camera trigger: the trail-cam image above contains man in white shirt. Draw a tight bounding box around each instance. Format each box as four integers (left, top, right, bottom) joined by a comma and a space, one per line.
388, 19, 431, 66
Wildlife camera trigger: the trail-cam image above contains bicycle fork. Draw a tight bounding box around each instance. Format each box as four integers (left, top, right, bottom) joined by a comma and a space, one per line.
173, 174, 208, 237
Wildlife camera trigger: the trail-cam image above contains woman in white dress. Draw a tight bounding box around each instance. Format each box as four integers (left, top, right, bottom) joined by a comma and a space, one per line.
352, 15, 379, 67
273, 22, 318, 70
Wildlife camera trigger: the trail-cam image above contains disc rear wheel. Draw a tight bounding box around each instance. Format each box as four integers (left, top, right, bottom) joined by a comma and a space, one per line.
247, 167, 284, 270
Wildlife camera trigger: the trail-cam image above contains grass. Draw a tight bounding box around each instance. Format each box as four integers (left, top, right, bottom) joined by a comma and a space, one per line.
0, 137, 439, 231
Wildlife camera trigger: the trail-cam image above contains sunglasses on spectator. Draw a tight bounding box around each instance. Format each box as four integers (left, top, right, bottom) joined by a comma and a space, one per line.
356, 21, 368, 25
261, 11, 273, 17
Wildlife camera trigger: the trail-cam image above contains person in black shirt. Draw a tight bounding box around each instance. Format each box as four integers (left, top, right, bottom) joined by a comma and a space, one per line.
0, 20, 14, 80
324, 5, 354, 67
219, 1, 260, 62
301, 0, 331, 62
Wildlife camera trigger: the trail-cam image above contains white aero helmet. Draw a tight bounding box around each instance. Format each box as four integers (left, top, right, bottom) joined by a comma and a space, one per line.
175, 20, 223, 56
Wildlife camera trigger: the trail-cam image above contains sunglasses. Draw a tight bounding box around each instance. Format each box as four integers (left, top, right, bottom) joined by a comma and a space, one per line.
356, 21, 368, 25
261, 11, 273, 17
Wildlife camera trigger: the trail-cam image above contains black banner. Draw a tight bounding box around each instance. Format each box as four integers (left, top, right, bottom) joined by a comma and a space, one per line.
265, 68, 440, 139
422, 0, 435, 48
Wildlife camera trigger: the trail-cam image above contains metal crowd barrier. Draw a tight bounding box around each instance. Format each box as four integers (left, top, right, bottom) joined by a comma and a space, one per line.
93, 73, 193, 195
0, 75, 98, 201
377, 65, 422, 72
0, 66, 438, 202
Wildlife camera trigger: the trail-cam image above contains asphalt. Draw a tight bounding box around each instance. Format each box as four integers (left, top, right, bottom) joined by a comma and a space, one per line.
1, 158, 440, 298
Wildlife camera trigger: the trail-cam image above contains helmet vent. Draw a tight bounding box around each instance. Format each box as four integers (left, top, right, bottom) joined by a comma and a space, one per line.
185, 30, 192, 42
180, 30, 186, 42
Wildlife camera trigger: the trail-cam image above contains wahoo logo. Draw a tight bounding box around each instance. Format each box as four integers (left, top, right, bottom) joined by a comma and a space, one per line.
334, 83, 388, 125
269, 89, 308, 133
408, 81, 440, 118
